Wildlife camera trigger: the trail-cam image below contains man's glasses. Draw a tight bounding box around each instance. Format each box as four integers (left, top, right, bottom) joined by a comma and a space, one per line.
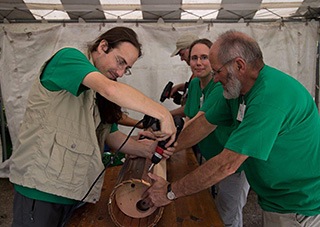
107, 48, 132, 76
190, 55, 209, 62
114, 54, 132, 76
212, 57, 237, 76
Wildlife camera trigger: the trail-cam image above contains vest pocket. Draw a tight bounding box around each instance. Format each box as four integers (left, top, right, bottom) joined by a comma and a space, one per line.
45, 132, 95, 186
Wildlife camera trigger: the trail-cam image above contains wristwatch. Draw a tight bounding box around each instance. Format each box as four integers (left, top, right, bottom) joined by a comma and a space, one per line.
166, 183, 177, 200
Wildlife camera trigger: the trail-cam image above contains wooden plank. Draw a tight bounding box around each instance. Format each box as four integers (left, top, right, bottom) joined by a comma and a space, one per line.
67, 149, 224, 227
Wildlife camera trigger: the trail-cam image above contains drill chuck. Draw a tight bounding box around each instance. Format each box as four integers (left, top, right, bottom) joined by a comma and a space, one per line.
151, 147, 164, 164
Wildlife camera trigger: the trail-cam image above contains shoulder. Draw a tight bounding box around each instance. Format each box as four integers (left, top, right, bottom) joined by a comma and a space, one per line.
188, 77, 200, 88
46, 47, 91, 69
53, 47, 86, 59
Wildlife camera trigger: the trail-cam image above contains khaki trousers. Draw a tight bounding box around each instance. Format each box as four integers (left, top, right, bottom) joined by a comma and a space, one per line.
263, 211, 320, 227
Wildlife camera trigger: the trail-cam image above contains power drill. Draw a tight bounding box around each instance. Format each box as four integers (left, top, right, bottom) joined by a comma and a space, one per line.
160, 81, 183, 105
141, 115, 184, 172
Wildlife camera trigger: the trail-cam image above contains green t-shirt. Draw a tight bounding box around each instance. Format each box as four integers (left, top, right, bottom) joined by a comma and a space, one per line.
15, 48, 118, 204
184, 78, 233, 160
205, 65, 320, 215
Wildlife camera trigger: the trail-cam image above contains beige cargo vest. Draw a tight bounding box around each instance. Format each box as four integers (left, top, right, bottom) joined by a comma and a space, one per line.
9, 61, 111, 203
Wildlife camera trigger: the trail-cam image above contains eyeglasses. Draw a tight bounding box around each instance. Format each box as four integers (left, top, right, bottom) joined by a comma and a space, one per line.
107, 48, 132, 76
114, 54, 132, 76
190, 55, 209, 62
212, 57, 237, 76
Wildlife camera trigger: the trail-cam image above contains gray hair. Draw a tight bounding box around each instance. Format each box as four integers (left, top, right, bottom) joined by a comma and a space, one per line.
217, 30, 263, 69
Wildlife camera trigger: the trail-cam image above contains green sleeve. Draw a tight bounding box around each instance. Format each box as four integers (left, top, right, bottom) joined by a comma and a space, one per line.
110, 123, 119, 133
203, 83, 235, 126
40, 48, 99, 96
184, 78, 201, 118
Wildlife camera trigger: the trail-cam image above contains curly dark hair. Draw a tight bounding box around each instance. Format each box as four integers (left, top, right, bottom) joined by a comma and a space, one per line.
96, 93, 122, 124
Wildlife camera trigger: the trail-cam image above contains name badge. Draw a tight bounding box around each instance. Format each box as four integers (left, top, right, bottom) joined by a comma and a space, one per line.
236, 102, 246, 122
199, 94, 204, 108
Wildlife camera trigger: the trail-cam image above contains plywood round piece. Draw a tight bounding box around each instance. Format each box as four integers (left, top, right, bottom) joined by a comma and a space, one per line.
108, 157, 166, 226
115, 179, 157, 218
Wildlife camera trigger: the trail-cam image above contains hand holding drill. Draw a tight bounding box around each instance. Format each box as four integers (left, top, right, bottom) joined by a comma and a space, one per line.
140, 115, 184, 172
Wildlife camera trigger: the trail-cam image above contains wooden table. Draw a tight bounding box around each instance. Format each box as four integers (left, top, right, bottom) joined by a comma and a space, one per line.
67, 149, 224, 227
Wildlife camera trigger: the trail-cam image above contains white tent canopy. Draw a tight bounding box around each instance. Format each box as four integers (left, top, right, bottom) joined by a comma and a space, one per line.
0, 0, 319, 23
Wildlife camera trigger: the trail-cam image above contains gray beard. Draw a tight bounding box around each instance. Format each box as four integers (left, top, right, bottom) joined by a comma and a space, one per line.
223, 70, 242, 99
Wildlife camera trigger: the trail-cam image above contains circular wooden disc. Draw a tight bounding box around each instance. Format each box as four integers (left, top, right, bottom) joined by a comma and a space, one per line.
115, 180, 157, 218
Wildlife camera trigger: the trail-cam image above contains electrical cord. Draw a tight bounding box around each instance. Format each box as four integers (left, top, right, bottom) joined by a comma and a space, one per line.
61, 118, 144, 227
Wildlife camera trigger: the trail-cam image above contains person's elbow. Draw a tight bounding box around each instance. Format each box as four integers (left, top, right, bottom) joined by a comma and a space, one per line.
82, 71, 117, 98
217, 149, 248, 176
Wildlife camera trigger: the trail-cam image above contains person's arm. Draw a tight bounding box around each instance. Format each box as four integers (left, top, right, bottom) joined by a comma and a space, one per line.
106, 130, 174, 159
106, 130, 153, 159
170, 83, 185, 97
146, 149, 248, 207
118, 113, 143, 129
170, 106, 186, 117
175, 111, 216, 152
82, 72, 176, 146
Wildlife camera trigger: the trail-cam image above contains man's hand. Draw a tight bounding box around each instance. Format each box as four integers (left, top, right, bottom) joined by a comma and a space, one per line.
142, 173, 172, 207
138, 130, 156, 140
157, 115, 176, 148
137, 130, 175, 159
136, 138, 157, 159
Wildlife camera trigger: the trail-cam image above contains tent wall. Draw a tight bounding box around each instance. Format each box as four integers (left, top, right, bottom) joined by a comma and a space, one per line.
0, 21, 319, 152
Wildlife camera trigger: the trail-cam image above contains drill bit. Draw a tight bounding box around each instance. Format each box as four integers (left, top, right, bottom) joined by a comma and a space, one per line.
148, 163, 155, 172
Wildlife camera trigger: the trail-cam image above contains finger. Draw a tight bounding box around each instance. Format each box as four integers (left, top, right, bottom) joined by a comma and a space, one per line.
162, 150, 173, 159
164, 134, 176, 148
148, 172, 158, 181
148, 172, 166, 184
162, 153, 169, 159
166, 147, 175, 152
152, 131, 165, 138
138, 131, 155, 140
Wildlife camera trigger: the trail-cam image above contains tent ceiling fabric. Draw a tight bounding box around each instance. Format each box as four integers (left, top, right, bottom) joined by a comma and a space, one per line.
0, 0, 319, 23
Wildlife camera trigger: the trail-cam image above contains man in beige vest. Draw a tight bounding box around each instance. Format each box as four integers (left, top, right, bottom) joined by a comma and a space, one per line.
9, 26, 176, 227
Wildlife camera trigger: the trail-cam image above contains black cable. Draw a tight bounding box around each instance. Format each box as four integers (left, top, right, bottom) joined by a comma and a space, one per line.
81, 118, 143, 201
60, 118, 144, 227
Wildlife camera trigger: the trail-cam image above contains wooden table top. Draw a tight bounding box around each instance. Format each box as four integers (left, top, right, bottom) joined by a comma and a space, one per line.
67, 149, 224, 227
